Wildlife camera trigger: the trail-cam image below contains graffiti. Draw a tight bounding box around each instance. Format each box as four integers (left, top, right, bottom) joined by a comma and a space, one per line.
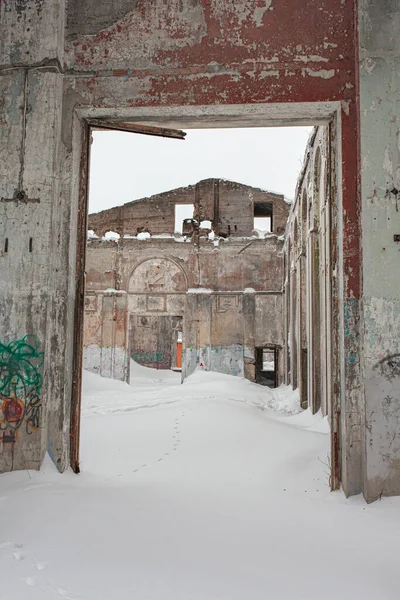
0, 335, 43, 447
373, 354, 400, 382
131, 349, 170, 369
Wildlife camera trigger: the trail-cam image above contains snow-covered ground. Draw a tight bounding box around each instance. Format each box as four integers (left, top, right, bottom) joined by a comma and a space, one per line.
1, 364, 400, 600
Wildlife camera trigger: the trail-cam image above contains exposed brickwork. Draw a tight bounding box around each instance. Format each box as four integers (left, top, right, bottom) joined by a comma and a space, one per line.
88, 179, 289, 238
85, 186, 286, 386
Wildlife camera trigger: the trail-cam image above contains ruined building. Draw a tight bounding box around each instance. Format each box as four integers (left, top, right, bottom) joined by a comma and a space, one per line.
84, 179, 289, 386
1, 1, 399, 503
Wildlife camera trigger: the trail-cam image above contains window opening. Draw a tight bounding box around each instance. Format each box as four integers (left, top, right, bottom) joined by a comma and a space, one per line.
175, 204, 194, 234
255, 346, 278, 388
254, 201, 273, 233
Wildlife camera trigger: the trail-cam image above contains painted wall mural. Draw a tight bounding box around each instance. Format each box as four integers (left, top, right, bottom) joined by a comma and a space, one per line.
0, 335, 43, 449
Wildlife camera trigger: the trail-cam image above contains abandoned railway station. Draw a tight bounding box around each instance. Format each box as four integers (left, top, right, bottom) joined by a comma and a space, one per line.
1, 1, 400, 503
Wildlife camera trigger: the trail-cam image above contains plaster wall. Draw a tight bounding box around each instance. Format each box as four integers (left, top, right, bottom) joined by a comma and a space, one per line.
0, 1, 67, 470
359, 1, 400, 501
83, 291, 128, 381
84, 232, 284, 382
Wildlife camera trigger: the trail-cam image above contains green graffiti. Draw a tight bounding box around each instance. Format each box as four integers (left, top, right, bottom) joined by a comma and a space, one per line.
0, 335, 43, 444
0, 335, 43, 397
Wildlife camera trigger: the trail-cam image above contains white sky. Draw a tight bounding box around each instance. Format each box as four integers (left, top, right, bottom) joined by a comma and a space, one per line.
88, 127, 312, 214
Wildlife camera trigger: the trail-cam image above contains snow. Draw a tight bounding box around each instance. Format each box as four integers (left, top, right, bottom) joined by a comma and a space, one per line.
254, 228, 267, 239
102, 288, 126, 294
1, 367, 400, 600
103, 230, 120, 240
187, 287, 214, 294
137, 231, 151, 240
200, 220, 212, 229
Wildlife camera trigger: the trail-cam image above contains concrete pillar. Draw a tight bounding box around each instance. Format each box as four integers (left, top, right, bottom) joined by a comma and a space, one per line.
359, 1, 400, 501
242, 293, 256, 382
183, 293, 213, 379
0, 1, 66, 471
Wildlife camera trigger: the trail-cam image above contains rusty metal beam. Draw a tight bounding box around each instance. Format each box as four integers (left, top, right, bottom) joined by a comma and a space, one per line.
86, 119, 186, 140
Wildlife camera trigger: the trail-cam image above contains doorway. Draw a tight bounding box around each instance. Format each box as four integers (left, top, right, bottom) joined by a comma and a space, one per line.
255, 346, 278, 388
70, 107, 339, 490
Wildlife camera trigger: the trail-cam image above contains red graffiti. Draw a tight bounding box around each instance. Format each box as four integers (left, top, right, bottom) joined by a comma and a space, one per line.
2, 397, 23, 423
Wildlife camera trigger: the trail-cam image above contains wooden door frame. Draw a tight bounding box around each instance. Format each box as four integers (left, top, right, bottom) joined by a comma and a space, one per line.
70, 120, 90, 473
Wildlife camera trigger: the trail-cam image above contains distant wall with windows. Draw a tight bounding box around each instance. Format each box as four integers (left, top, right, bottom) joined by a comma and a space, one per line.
88, 179, 290, 238
84, 180, 288, 384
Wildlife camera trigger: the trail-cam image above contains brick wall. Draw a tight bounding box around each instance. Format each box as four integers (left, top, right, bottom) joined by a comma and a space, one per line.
88, 179, 290, 238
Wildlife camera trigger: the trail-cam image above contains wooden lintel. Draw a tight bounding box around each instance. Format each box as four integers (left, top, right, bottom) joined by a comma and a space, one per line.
86, 119, 186, 140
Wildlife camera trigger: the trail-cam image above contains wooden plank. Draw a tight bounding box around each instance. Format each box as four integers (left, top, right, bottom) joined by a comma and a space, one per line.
70, 121, 91, 474
86, 119, 186, 140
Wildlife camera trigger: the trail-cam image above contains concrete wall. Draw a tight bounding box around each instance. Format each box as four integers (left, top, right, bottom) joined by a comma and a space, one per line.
359, 1, 400, 501
83, 291, 128, 380
0, 0, 67, 471
183, 290, 283, 381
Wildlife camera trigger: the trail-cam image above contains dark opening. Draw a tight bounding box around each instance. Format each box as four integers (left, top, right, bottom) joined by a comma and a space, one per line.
29, 237, 33, 252
255, 346, 278, 388
4, 238, 8, 253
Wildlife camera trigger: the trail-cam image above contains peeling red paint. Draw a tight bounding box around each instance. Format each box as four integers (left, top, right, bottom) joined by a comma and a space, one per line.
113, 69, 129, 77
64, 0, 361, 491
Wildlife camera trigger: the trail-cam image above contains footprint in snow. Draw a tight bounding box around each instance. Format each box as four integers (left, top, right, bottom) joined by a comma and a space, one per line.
24, 577, 36, 586
12, 551, 25, 561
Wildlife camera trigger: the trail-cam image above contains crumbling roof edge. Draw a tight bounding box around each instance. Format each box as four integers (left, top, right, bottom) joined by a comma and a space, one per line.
88, 178, 286, 217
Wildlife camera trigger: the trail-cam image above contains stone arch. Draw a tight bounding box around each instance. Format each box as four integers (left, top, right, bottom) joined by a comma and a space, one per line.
128, 256, 188, 293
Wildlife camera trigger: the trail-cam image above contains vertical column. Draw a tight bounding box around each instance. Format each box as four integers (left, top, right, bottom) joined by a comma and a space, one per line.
0, 1, 65, 471
243, 293, 256, 382
359, 1, 400, 501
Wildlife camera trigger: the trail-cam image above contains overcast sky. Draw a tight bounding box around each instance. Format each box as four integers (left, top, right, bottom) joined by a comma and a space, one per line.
88, 127, 312, 214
